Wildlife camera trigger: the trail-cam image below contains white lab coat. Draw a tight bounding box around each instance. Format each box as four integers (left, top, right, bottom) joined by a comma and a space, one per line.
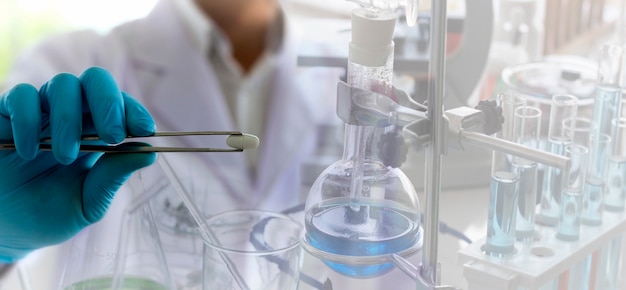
3, 0, 341, 288
4, 0, 340, 212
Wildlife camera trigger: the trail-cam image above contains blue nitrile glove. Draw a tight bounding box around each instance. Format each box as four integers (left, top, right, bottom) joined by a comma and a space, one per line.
0, 67, 157, 263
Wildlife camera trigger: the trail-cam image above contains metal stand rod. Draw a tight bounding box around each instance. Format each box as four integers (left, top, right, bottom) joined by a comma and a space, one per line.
421, 0, 447, 286
460, 131, 570, 170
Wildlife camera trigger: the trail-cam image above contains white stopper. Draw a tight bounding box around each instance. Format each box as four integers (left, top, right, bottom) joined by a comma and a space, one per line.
226, 133, 260, 150
349, 8, 397, 67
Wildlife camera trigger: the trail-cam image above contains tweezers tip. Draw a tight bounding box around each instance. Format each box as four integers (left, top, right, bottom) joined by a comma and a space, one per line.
226, 133, 260, 150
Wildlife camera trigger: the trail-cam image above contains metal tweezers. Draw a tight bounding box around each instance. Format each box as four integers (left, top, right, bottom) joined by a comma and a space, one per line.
0, 131, 254, 153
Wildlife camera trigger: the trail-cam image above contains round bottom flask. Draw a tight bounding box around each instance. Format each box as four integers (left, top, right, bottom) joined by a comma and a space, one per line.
302, 125, 422, 279
302, 6, 422, 280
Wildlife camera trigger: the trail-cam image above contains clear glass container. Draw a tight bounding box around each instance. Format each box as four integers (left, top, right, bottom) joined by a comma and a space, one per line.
591, 45, 623, 138
499, 58, 596, 146
302, 57, 421, 280
483, 93, 527, 255
556, 144, 588, 242
537, 94, 578, 226
302, 125, 422, 278
605, 118, 626, 211
582, 133, 611, 225
513, 106, 542, 243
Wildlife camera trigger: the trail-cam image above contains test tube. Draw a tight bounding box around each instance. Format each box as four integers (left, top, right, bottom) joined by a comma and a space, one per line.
594, 235, 624, 290
604, 118, 626, 211
592, 119, 626, 290
589, 46, 624, 288
513, 106, 541, 243
484, 92, 526, 256
597, 117, 626, 289
582, 133, 611, 225
592, 44, 623, 138
498, 91, 528, 142
561, 117, 594, 290
564, 117, 591, 148
556, 144, 588, 241
538, 94, 578, 226
485, 150, 519, 256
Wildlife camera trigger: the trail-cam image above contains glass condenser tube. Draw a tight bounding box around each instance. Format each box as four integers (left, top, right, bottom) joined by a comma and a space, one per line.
513, 106, 542, 243
538, 94, 578, 226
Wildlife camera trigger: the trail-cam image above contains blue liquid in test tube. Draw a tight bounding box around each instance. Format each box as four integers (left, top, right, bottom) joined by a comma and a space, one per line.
514, 159, 538, 241
557, 144, 588, 242
592, 85, 623, 139
539, 140, 565, 226
556, 189, 584, 241
604, 118, 626, 211
582, 134, 611, 225
539, 94, 578, 226
485, 171, 519, 255
604, 156, 626, 211
513, 106, 542, 243
582, 177, 605, 225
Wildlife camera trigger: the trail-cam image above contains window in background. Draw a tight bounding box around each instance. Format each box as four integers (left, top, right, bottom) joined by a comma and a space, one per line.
0, 0, 157, 81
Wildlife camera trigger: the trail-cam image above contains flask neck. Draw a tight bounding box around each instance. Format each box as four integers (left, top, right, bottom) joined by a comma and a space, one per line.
341, 124, 380, 163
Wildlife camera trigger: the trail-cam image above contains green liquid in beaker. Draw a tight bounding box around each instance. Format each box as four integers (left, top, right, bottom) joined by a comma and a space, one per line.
64, 276, 169, 290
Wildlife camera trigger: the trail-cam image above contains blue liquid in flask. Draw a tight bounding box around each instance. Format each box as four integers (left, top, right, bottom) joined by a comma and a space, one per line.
305, 198, 420, 279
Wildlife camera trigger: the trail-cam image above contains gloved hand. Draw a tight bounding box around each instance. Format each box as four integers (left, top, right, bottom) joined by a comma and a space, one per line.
0, 67, 157, 263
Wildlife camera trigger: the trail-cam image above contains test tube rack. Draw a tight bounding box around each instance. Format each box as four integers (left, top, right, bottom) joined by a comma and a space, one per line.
458, 209, 626, 290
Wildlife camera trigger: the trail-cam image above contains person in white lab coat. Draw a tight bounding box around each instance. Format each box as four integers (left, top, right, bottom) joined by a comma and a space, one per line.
0, 0, 340, 284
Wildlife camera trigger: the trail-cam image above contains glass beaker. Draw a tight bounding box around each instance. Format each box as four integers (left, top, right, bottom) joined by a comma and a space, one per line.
58, 172, 175, 290
202, 210, 302, 290
140, 154, 208, 289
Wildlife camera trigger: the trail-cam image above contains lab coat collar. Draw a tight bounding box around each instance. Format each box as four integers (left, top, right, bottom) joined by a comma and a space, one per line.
170, 0, 213, 55
126, 0, 320, 209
